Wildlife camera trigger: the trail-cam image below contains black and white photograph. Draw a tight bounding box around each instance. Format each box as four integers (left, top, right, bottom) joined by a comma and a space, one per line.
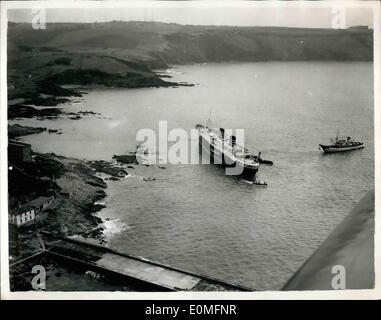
0, 0, 379, 299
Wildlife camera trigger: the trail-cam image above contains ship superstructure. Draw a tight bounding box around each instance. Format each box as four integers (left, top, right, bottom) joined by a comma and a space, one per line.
196, 124, 259, 180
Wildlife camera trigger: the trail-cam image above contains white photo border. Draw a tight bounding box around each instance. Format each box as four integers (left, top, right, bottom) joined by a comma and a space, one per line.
1, 0, 380, 300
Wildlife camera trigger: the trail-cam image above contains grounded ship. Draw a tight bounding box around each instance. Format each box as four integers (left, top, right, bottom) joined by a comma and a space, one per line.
196, 124, 260, 181
319, 133, 364, 154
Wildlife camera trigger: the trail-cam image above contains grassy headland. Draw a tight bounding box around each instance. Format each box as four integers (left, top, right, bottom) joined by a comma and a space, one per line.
8, 21, 372, 107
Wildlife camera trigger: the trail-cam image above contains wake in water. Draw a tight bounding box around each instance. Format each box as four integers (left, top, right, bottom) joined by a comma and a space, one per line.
241, 178, 268, 186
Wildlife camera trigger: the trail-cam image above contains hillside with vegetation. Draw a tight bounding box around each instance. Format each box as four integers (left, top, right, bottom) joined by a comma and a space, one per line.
8, 21, 373, 105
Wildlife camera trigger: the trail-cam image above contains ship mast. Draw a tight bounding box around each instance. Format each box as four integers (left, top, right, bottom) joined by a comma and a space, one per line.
206, 107, 212, 128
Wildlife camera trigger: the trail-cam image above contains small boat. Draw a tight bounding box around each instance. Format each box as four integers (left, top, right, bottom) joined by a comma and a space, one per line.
253, 179, 267, 186
319, 133, 364, 154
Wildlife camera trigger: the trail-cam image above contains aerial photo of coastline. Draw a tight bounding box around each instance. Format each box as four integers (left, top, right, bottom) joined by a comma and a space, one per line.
6, 4, 375, 292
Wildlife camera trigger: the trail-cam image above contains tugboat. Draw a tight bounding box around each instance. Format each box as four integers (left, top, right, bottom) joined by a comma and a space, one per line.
319, 132, 364, 154
196, 124, 260, 181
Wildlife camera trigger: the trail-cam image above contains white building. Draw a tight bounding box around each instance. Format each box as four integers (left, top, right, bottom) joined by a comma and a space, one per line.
9, 205, 36, 226
9, 196, 54, 227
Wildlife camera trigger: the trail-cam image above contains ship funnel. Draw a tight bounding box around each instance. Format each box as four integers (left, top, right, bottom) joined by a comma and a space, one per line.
231, 135, 236, 146
220, 128, 225, 138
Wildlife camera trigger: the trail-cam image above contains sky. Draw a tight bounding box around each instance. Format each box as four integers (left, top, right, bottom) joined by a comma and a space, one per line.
7, 2, 374, 29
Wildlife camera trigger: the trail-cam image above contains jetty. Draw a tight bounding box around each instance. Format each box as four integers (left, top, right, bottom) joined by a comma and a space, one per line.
10, 232, 253, 291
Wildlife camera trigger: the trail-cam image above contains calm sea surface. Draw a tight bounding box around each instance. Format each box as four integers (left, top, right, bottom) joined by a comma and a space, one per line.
11, 62, 374, 290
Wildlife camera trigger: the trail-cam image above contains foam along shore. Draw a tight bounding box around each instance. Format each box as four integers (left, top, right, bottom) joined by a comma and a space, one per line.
7, 125, 138, 256
283, 190, 375, 290
8, 153, 107, 237
8, 145, 134, 260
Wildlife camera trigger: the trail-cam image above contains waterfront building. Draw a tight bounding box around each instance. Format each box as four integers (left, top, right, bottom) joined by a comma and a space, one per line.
9, 204, 36, 226
28, 196, 54, 214
8, 196, 55, 226
8, 140, 32, 163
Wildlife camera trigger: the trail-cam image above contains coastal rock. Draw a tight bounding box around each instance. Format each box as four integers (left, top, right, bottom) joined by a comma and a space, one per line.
8, 105, 62, 120
78, 110, 100, 115
29, 96, 70, 106
88, 160, 127, 178
73, 163, 107, 188
143, 177, 156, 182
86, 180, 106, 188
8, 124, 46, 138
91, 203, 106, 212
95, 190, 107, 199
113, 154, 138, 165
66, 110, 101, 118
69, 115, 82, 120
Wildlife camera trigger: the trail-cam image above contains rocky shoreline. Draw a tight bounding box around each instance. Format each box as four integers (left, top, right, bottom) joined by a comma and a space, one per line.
6, 56, 190, 260
8, 125, 140, 259
8, 46, 194, 110
8, 123, 47, 138
8, 101, 106, 121
7, 52, 173, 257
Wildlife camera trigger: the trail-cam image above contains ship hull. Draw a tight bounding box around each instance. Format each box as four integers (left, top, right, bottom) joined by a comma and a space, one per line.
199, 131, 258, 180
319, 143, 364, 154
